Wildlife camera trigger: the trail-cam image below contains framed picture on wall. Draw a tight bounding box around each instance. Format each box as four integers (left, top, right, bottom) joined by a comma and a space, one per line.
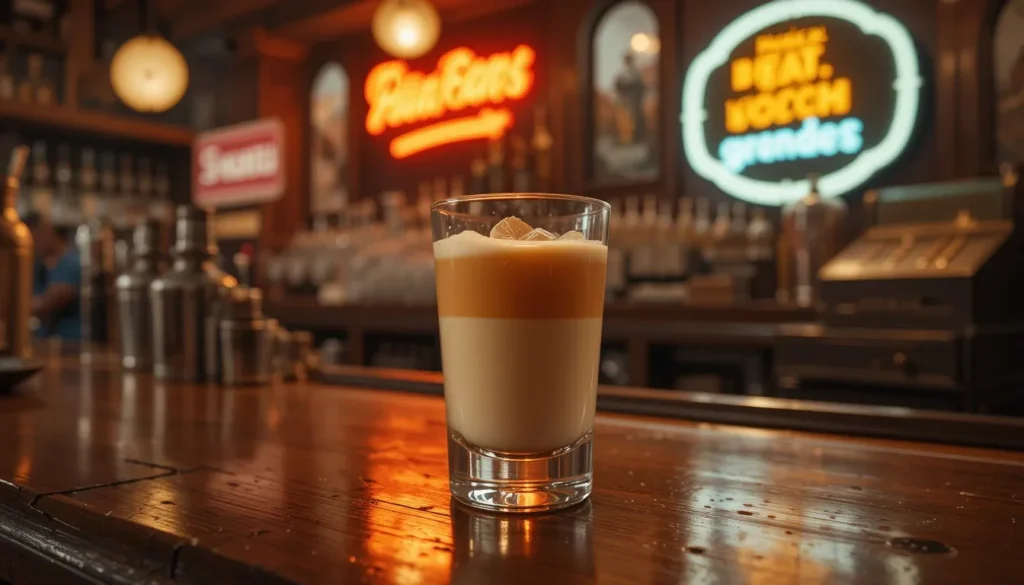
310, 62, 350, 214
586, 0, 661, 188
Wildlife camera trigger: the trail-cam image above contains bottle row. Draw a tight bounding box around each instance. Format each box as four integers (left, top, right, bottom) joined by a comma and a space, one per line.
18, 140, 174, 229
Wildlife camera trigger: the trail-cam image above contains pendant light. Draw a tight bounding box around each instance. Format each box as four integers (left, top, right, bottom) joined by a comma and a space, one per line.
372, 0, 441, 60
110, 0, 189, 113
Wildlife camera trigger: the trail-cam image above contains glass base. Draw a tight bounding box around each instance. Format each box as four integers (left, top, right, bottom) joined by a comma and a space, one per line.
447, 430, 593, 513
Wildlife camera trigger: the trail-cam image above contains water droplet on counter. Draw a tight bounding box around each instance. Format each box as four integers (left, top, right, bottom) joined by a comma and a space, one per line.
887, 538, 956, 555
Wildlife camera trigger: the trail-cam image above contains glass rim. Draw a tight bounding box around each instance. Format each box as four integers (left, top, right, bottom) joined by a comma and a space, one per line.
430, 192, 611, 216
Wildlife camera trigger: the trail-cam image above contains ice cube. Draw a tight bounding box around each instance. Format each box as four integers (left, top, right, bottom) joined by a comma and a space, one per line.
521, 227, 556, 241
559, 231, 585, 241
490, 216, 533, 240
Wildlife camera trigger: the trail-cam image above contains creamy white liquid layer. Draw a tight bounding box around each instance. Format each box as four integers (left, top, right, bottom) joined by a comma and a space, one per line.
440, 316, 602, 453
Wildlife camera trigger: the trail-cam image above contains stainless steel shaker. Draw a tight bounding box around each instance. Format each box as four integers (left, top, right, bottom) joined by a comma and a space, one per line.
0, 146, 33, 359
219, 287, 275, 385
115, 219, 163, 371
151, 205, 237, 382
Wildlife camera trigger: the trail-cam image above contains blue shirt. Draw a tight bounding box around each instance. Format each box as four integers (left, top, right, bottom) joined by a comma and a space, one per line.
36, 248, 82, 340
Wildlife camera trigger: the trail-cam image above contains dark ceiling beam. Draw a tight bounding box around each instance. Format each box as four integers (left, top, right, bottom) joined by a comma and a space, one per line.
165, 0, 287, 40
270, 0, 538, 43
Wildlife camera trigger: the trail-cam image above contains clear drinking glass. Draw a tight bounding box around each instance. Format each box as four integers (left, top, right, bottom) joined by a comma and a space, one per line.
431, 193, 610, 512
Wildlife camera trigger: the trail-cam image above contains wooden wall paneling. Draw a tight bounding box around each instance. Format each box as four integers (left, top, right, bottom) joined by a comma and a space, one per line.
253, 31, 309, 251
66, 0, 96, 108
957, 0, 1005, 178
936, 0, 960, 179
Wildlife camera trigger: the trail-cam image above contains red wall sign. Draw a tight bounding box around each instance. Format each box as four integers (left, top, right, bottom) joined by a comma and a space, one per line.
193, 118, 286, 208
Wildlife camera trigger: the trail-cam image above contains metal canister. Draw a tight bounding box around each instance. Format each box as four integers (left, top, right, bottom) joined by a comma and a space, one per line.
0, 146, 33, 359
114, 220, 163, 371
151, 205, 237, 382
219, 287, 274, 386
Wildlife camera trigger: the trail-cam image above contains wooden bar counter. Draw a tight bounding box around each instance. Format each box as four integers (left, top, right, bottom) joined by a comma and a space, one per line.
2, 351, 1023, 584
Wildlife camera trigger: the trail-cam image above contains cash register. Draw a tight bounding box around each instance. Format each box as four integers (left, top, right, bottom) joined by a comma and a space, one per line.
775, 172, 1024, 411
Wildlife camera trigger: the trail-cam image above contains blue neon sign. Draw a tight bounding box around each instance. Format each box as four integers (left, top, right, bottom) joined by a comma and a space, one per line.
680, 0, 922, 206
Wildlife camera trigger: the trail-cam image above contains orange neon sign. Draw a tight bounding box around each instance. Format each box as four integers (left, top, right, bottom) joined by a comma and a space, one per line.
390, 108, 513, 159
364, 44, 536, 157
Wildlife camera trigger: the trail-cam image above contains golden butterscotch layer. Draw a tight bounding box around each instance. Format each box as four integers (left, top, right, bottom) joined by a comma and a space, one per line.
434, 232, 607, 319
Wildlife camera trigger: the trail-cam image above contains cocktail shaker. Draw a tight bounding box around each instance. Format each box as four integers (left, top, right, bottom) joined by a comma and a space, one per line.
0, 145, 33, 359
76, 215, 115, 357
151, 205, 237, 382
115, 219, 163, 371
219, 287, 275, 386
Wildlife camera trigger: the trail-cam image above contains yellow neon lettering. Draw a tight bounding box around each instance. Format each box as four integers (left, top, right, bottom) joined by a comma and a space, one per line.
817, 78, 852, 117
800, 45, 825, 80
732, 58, 753, 92
753, 53, 780, 92
776, 51, 808, 87
725, 99, 748, 133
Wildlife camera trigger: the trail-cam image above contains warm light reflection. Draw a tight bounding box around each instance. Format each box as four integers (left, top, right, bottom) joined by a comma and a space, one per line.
363, 413, 452, 583
389, 108, 513, 159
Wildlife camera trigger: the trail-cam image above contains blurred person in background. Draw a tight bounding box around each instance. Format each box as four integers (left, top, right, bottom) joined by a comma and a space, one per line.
24, 212, 81, 340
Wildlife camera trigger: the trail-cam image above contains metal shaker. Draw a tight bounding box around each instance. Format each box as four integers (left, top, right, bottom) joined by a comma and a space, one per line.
219, 287, 275, 385
76, 216, 115, 358
0, 145, 33, 359
151, 205, 237, 382
114, 220, 163, 371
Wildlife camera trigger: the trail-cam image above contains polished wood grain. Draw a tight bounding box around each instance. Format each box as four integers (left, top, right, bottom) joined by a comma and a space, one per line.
2, 349, 1024, 584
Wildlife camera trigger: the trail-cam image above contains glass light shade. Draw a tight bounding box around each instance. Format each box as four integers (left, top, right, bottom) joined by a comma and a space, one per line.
372, 0, 441, 59
110, 35, 189, 113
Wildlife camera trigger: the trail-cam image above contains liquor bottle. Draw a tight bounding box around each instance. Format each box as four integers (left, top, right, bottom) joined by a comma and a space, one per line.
531, 106, 553, 192
605, 199, 627, 297
137, 157, 154, 204
99, 151, 118, 227
693, 197, 711, 252
731, 201, 747, 237
116, 154, 136, 232
746, 207, 777, 300
152, 160, 172, 225
449, 175, 465, 198
29, 142, 52, 220
417, 180, 432, 207
79, 148, 98, 221
469, 153, 487, 194
510, 135, 530, 192
486, 137, 505, 193
53, 143, 76, 226
622, 196, 643, 282
432, 176, 447, 203
0, 53, 15, 101
674, 197, 695, 278
653, 197, 676, 278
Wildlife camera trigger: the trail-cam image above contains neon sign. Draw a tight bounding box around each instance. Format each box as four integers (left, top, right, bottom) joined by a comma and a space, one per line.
365, 45, 535, 158
681, 0, 922, 205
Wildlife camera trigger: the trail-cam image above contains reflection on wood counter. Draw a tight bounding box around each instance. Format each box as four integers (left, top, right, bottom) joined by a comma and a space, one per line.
1, 351, 1023, 584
